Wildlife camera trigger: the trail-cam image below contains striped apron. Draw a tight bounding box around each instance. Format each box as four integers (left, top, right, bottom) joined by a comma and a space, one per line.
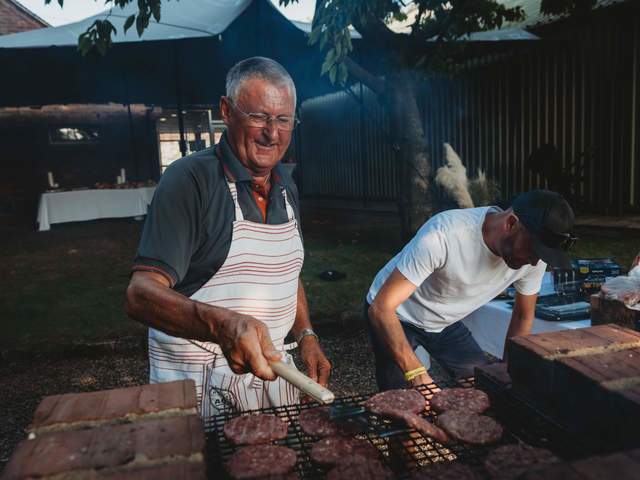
148, 178, 303, 417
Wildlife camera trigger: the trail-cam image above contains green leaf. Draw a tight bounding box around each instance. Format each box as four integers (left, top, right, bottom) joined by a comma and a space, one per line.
338, 62, 348, 85
152, 4, 161, 22
57, 0, 63, 7
308, 27, 321, 45
124, 14, 135, 33
136, 14, 145, 37
329, 65, 337, 84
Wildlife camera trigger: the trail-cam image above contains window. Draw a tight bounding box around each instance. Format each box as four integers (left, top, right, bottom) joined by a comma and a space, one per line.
49, 126, 100, 144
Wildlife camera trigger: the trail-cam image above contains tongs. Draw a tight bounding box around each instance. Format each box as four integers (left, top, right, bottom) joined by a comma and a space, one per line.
329, 404, 412, 438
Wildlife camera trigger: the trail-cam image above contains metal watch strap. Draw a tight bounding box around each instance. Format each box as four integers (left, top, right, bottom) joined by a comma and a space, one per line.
296, 328, 318, 344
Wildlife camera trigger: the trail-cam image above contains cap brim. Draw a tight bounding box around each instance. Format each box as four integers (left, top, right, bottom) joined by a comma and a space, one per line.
532, 235, 572, 269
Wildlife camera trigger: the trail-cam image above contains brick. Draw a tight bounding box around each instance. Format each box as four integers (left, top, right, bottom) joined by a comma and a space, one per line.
544, 348, 640, 448
29, 380, 197, 434
518, 462, 585, 480
475, 362, 512, 388
0, 0, 47, 36
507, 325, 640, 407
84, 461, 207, 479
3, 415, 205, 479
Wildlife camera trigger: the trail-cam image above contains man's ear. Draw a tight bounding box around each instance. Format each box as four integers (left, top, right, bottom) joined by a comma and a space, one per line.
220, 96, 231, 126
505, 212, 519, 231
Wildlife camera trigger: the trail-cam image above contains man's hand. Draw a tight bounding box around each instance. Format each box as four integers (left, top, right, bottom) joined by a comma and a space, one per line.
216, 313, 282, 381
298, 335, 331, 387
408, 372, 434, 388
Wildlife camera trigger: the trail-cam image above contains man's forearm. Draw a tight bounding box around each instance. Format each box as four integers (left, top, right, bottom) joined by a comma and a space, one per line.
368, 304, 422, 372
503, 313, 534, 359
125, 272, 230, 342
291, 278, 313, 339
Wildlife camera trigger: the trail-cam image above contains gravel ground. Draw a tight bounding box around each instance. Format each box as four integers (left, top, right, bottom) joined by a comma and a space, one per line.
0, 325, 450, 471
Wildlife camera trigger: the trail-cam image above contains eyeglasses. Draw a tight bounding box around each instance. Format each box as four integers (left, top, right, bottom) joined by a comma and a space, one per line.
227, 98, 300, 131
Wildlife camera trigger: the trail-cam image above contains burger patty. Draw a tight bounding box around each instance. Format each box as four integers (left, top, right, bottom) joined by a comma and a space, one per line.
310, 435, 379, 467
326, 457, 394, 480
226, 445, 297, 479
365, 389, 449, 443
364, 389, 426, 416
223, 414, 289, 445
298, 406, 339, 437
436, 410, 503, 445
484, 443, 559, 479
411, 462, 479, 480
430, 388, 490, 414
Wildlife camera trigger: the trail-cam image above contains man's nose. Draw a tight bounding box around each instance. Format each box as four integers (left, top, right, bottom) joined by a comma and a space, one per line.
263, 120, 280, 141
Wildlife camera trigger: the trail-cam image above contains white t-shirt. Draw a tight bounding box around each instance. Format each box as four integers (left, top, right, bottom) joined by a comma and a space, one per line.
366, 207, 546, 333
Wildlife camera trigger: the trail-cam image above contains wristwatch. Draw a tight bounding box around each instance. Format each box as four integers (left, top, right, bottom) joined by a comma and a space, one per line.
296, 328, 319, 344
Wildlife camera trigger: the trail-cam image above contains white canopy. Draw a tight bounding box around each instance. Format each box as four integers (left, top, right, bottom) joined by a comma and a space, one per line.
0, 0, 254, 48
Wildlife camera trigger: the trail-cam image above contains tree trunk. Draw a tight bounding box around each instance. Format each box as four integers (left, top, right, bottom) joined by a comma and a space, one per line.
387, 71, 434, 239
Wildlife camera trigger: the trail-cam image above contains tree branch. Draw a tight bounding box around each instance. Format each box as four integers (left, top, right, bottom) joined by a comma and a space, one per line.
344, 56, 386, 96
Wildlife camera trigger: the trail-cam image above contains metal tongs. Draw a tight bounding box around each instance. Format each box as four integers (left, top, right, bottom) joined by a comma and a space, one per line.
329, 404, 412, 438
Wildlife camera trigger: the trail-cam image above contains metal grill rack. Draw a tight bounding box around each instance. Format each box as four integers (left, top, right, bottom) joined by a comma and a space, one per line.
205, 378, 526, 479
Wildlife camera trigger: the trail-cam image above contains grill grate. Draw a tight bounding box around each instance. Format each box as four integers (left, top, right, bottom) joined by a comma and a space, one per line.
205, 380, 515, 478
204, 378, 531, 478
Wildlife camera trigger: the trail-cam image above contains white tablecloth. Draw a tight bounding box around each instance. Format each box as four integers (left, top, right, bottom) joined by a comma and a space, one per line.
461, 300, 591, 359
37, 187, 156, 231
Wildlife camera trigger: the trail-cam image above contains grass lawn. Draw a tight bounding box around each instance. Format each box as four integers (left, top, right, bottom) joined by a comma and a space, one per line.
2, 210, 638, 349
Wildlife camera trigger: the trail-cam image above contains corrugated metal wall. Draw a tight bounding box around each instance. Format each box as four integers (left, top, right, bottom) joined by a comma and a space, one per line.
298, 7, 640, 214
298, 84, 399, 200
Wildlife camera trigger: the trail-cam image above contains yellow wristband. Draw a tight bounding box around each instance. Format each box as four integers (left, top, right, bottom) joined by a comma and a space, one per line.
404, 366, 427, 381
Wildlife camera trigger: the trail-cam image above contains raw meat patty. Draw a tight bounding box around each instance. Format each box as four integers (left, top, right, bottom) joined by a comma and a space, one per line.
365, 389, 426, 416
365, 389, 449, 444
430, 388, 490, 414
227, 445, 297, 479
326, 457, 394, 480
436, 411, 503, 445
224, 414, 289, 445
411, 462, 479, 480
299, 406, 339, 437
310, 435, 379, 467
484, 443, 559, 479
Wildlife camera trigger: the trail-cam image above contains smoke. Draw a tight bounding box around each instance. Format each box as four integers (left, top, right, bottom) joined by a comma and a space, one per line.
435, 143, 474, 209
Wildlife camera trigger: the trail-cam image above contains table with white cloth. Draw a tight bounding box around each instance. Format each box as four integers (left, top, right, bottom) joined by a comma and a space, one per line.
37, 187, 156, 231
461, 300, 591, 360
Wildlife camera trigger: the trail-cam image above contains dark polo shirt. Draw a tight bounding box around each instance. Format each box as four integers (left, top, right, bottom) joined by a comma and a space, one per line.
133, 133, 302, 297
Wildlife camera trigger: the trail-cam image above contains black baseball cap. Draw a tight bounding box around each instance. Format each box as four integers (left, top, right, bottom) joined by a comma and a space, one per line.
511, 190, 576, 268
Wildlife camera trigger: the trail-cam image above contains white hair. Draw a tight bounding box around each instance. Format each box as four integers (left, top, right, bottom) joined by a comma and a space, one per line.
226, 57, 297, 106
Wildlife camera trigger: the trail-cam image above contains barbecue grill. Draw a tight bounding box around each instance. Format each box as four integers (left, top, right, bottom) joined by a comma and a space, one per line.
205, 378, 564, 479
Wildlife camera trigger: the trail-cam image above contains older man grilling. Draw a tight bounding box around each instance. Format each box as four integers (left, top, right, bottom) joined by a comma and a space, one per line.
125, 57, 330, 416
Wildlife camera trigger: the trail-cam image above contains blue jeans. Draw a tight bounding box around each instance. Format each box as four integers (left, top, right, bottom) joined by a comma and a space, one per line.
364, 302, 490, 390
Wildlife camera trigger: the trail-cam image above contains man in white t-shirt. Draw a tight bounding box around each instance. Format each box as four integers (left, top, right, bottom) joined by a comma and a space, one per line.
366, 190, 576, 390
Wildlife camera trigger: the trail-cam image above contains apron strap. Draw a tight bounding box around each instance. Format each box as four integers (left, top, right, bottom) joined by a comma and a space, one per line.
226, 181, 244, 221
281, 187, 295, 223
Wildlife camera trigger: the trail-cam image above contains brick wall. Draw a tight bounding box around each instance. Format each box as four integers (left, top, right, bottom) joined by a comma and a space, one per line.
0, 0, 47, 36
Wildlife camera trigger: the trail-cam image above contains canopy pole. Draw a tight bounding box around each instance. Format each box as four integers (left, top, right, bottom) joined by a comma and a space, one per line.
126, 103, 140, 180
174, 43, 187, 157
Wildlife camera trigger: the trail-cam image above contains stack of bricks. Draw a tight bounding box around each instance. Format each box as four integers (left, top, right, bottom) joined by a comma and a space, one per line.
507, 324, 640, 450
2, 380, 207, 479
